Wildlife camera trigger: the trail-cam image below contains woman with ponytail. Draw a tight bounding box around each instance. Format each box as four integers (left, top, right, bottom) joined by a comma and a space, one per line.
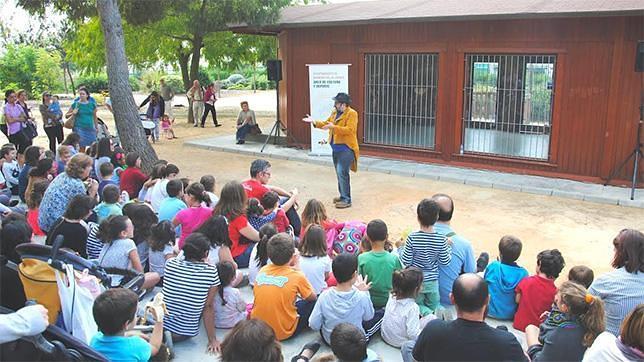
526, 281, 605, 361
172, 182, 213, 249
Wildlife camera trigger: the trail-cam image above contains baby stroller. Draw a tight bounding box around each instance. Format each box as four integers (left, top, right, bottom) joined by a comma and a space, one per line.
140, 114, 157, 143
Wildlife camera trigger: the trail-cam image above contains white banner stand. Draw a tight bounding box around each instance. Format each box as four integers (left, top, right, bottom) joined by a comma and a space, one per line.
306, 64, 350, 156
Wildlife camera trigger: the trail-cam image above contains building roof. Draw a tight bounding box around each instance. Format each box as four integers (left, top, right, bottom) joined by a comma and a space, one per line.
231, 0, 644, 33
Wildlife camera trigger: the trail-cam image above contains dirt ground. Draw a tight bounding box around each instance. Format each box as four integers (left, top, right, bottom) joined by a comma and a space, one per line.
22, 91, 644, 279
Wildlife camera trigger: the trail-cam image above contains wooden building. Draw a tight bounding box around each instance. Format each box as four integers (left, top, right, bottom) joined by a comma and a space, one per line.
233, 0, 644, 185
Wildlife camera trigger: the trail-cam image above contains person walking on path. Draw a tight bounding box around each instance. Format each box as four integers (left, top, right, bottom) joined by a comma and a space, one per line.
65, 87, 97, 153
201, 83, 221, 128
159, 78, 174, 118
187, 80, 204, 127
139, 91, 165, 142
303, 92, 359, 209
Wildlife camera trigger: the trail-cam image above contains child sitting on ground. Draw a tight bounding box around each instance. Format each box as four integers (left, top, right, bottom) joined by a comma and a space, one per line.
94, 184, 123, 223
1, 146, 20, 195
248, 190, 295, 234
525, 281, 605, 361
157, 179, 186, 223
568, 265, 594, 289
381, 267, 430, 348
26, 180, 48, 237
536, 265, 595, 347
97, 162, 118, 201
400, 199, 451, 316
514, 249, 565, 331
148, 221, 177, 282
160, 114, 176, 140
248, 223, 278, 286
299, 224, 332, 295
359, 219, 402, 310
56, 144, 72, 174
90, 288, 164, 361
97, 215, 160, 290
214, 261, 248, 329
309, 253, 374, 344
484, 235, 529, 320
200, 175, 219, 206
251, 233, 317, 341
300, 199, 342, 244
172, 182, 212, 249
314, 323, 379, 362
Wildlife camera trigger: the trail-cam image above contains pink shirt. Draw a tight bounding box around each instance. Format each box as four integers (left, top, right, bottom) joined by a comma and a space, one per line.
3, 103, 23, 135
175, 206, 212, 249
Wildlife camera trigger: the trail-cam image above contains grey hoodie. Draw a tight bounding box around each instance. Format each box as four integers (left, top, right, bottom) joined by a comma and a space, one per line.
309, 287, 375, 343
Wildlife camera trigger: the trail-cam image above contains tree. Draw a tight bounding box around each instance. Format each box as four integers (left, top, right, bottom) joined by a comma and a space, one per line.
18, 0, 158, 170
95, 0, 157, 169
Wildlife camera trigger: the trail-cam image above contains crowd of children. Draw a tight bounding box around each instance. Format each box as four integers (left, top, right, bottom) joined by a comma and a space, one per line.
1, 130, 643, 362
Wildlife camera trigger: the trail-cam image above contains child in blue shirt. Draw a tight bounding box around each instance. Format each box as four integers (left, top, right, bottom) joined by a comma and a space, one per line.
94, 184, 123, 222
48, 95, 63, 119
90, 288, 163, 362
484, 235, 529, 319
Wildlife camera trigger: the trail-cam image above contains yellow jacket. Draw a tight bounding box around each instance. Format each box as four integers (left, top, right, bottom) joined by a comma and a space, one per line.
314, 106, 360, 172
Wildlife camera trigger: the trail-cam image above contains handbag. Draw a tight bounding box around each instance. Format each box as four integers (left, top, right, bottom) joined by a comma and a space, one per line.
24, 120, 38, 139
64, 114, 76, 129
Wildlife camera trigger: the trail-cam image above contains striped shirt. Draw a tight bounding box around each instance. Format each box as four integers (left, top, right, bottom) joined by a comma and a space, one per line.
400, 230, 451, 282
85, 222, 102, 260
589, 267, 644, 335
163, 257, 220, 336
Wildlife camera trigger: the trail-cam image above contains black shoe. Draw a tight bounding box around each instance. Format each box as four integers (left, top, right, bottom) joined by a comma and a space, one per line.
200, 125, 205, 128
9, 200, 20, 207
293, 341, 321, 362
215, 124, 222, 127
476, 252, 490, 273
193, 124, 198, 127
236, 140, 242, 145
238, 140, 245, 144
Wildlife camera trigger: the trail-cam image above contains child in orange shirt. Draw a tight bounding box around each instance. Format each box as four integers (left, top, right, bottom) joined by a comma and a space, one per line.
251, 233, 317, 340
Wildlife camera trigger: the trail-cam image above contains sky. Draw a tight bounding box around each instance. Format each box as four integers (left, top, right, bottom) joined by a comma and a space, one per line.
0, 0, 377, 31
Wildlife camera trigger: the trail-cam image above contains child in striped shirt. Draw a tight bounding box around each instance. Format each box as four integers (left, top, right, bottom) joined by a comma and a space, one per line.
400, 199, 451, 316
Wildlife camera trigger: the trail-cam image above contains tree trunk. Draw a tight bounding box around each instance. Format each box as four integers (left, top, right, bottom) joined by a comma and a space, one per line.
186, 36, 203, 124
96, 0, 158, 172
62, 62, 68, 93
66, 63, 76, 96
177, 50, 193, 124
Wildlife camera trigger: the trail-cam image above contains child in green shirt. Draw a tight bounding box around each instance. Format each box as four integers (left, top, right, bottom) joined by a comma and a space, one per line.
358, 219, 403, 309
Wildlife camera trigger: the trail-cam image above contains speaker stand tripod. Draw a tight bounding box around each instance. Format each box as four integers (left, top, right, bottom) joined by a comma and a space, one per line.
603, 116, 643, 200
261, 79, 303, 153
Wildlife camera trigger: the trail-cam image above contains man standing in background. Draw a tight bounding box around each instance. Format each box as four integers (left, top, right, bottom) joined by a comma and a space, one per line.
159, 78, 174, 118
187, 80, 204, 127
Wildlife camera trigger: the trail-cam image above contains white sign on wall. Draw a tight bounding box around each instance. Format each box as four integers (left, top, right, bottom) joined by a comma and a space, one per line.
307, 64, 350, 156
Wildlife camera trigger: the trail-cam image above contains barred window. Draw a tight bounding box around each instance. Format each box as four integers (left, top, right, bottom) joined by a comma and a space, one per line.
364, 53, 439, 149
462, 54, 556, 160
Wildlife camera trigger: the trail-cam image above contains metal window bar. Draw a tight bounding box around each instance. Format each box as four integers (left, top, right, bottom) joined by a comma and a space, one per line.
364, 53, 439, 149
461, 54, 556, 160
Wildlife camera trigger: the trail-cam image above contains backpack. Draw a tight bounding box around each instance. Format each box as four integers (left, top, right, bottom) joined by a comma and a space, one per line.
331, 221, 366, 256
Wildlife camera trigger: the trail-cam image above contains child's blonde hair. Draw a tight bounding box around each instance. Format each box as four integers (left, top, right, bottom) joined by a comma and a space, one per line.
558, 281, 605, 347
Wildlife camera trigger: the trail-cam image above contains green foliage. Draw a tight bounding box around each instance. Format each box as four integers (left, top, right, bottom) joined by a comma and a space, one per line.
76, 73, 108, 93
34, 49, 64, 94
139, 71, 184, 93
0, 44, 64, 96
197, 68, 212, 87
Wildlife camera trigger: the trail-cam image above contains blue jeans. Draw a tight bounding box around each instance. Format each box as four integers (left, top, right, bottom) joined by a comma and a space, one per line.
332, 149, 354, 203
236, 123, 252, 141
292, 299, 316, 338
233, 242, 255, 268
401, 339, 416, 362
151, 118, 160, 141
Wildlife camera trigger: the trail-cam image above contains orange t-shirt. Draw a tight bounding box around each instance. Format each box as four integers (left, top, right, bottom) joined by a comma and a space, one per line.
251, 263, 314, 340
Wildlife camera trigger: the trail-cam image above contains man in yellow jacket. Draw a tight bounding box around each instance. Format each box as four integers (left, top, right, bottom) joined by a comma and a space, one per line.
303, 92, 359, 209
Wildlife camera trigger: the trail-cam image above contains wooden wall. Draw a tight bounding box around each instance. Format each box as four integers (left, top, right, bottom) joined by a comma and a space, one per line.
277, 16, 644, 185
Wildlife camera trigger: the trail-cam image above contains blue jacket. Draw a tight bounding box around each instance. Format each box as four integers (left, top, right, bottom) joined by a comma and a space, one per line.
484, 261, 528, 319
